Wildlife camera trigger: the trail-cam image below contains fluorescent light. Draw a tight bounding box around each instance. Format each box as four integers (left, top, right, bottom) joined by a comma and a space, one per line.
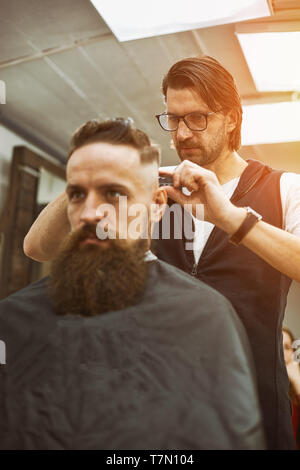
237, 32, 300, 92
241, 101, 300, 145
91, 0, 271, 42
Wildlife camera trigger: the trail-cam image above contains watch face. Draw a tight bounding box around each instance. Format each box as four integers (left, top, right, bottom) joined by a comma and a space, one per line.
246, 207, 262, 220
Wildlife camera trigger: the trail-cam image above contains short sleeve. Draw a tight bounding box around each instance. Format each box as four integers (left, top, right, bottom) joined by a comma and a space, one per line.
280, 172, 300, 237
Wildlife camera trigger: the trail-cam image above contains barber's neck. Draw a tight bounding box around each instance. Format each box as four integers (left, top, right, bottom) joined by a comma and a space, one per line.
204, 150, 248, 185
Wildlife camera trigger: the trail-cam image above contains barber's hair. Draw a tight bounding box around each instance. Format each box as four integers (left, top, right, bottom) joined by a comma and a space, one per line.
162, 56, 242, 151
68, 117, 160, 165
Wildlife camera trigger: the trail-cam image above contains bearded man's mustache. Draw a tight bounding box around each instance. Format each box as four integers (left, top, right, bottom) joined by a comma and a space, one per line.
48, 225, 149, 317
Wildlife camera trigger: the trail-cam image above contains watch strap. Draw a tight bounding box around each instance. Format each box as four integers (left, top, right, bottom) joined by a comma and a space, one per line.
229, 207, 262, 246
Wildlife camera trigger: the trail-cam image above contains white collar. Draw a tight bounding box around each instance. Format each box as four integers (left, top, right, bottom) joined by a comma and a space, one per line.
144, 250, 157, 262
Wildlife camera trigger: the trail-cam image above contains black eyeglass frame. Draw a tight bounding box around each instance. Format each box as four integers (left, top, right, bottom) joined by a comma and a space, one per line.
155, 111, 217, 132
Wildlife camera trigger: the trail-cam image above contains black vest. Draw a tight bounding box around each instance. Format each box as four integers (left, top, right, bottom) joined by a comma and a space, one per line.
151, 159, 294, 450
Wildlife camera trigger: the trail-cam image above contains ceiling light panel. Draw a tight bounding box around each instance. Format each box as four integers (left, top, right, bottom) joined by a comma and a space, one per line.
241, 101, 300, 145
91, 0, 271, 42
237, 31, 300, 92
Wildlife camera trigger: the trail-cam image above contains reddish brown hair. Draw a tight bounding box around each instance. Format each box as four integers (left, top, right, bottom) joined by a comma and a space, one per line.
162, 56, 242, 151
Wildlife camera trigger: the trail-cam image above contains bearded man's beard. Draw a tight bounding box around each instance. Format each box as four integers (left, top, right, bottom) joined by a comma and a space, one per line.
49, 225, 149, 317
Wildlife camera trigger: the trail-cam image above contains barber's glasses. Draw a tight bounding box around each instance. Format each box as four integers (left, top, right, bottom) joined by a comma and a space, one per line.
155, 111, 217, 132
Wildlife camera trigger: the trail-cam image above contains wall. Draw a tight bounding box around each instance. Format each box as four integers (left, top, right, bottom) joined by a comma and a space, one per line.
285, 281, 300, 339
0, 123, 63, 215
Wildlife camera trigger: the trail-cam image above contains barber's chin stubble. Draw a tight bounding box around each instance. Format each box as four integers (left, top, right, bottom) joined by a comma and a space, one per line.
48, 231, 149, 317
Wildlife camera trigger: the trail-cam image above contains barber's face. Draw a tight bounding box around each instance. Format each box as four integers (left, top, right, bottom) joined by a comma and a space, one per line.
166, 87, 235, 167
66, 142, 163, 247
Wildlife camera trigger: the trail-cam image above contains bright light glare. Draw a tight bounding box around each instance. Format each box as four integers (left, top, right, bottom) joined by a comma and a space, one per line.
237, 32, 300, 92
242, 101, 300, 146
91, 0, 270, 41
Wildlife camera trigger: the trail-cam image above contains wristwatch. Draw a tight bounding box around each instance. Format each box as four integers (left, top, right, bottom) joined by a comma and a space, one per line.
229, 207, 262, 246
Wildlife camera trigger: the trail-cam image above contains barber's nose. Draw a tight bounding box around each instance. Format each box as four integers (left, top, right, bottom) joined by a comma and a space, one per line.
176, 119, 194, 141
79, 193, 104, 225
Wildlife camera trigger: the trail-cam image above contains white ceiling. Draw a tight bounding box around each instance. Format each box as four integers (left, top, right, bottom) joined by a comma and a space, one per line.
0, 0, 299, 170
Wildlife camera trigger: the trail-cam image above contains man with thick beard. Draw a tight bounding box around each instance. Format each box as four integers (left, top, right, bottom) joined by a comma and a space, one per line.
0, 118, 265, 449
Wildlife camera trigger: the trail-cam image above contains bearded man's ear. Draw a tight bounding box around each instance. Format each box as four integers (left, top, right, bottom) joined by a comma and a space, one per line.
151, 188, 168, 223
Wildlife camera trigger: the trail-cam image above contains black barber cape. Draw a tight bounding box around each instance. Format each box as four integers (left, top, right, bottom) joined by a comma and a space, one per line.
0, 259, 265, 449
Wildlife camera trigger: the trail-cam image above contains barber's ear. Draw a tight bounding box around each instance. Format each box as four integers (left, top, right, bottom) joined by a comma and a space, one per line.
226, 109, 237, 133
151, 187, 168, 223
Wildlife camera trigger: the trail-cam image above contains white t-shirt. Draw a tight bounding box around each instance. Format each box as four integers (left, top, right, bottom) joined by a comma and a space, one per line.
161, 166, 300, 265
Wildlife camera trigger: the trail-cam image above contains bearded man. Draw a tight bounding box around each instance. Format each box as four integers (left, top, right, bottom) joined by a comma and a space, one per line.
0, 118, 265, 450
